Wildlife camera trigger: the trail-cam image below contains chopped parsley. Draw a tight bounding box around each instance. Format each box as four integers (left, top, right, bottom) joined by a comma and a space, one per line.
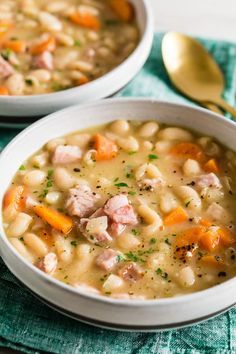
114, 182, 128, 187
150, 238, 157, 244
185, 200, 191, 208
74, 39, 81, 46
128, 191, 136, 196
117, 254, 126, 263
131, 229, 140, 236
128, 151, 137, 155
19, 165, 26, 171
125, 251, 138, 262
156, 268, 168, 279
70, 240, 78, 247
165, 238, 171, 246
25, 79, 34, 86
148, 154, 158, 160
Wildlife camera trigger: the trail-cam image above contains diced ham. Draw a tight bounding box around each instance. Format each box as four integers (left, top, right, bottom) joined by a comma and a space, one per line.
207, 202, 232, 223
38, 252, 57, 275
0, 55, 14, 78
33, 51, 54, 70
80, 216, 112, 244
110, 222, 126, 236
52, 145, 82, 165
118, 262, 144, 282
66, 184, 100, 218
89, 207, 105, 218
195, 173, 222, 190
104, 194, 138, 225
96, 249, 119, 271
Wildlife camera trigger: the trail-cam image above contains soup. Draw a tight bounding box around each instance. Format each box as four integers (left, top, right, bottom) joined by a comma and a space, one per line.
3, 120, 236, 300
0, 0, 139, 96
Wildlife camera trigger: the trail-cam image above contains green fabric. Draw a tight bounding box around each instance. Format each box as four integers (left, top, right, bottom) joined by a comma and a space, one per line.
0, 33, 236, 354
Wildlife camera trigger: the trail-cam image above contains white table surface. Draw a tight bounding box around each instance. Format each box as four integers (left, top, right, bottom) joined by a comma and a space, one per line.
1, 1, 236, 353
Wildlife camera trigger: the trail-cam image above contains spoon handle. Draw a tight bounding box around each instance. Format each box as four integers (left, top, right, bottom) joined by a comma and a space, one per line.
202, 103, 223, 115
211, 98, 236, 118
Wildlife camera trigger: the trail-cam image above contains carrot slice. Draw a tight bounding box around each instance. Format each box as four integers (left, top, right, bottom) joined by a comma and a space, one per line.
170, 142, 205, 161
33, 205, 73, 235
3, 186, 26, 211
0, 86, 9, 95
76, 75, 89, 86
69, 12, 101, 30
3, 39, 26, 53
92, 134, 118, 161
164, 206, 188, 226
200, 255, 225, 268
199, 229, 220, 252
30, 36, 56, 55
199, 219, 213, 228
204, 159, 220, 173
217, 228, 235, 247
109, 0, 134, 22
0, 21, 13, 40
175, 226, 203, 248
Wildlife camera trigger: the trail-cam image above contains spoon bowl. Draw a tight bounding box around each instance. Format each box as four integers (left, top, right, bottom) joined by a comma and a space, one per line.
162, 32, 236, 117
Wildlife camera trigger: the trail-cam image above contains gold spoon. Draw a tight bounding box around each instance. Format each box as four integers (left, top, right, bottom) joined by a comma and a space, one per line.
162, 32, 236, 118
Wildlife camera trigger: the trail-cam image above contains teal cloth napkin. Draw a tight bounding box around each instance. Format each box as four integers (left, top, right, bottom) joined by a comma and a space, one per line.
0, 33, 236, 354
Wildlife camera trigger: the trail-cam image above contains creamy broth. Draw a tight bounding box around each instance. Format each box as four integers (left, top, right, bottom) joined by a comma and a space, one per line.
3, 120, 236, 300
0, 0, 139, 95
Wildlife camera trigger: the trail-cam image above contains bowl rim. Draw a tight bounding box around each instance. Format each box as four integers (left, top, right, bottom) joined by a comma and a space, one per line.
1, 97, 236, 307
0, 0, 153, 102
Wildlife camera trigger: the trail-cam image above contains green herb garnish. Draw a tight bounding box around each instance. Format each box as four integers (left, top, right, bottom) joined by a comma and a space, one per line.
74, 39, 81, 47
131, 229, 140, 236
25, 79, 33, 86
156, 268, 168, 279
128, 191, 136, 196
71, 240, 78, 247
115, 182, 128, 187
165, 238, 171, 246
150, 238, 156, 244
148, 154, 158, 160
19, 165, 26, 171
128, 151, 137, 155
185, 200, 191, 208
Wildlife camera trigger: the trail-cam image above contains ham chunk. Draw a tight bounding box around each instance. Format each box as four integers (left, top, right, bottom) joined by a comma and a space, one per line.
80, 216, 112, 244
207, 202, 232, 223
118, 262, 144, 282
195, 173, 222, 190
66, 184, 100, 218
104, 194, 138, 225
110, 222, 126, 236
38, 252, 57, 275
96, 249, 119, 271
34, 51, 53, 70
52, 145, 82, 165
0, 55, 14, 78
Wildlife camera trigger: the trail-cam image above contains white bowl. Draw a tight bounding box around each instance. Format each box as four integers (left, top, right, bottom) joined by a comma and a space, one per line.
0, 0, 153, 118
0, 98, 236, 331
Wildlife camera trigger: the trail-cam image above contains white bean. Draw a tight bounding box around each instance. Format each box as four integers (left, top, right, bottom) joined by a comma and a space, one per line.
158, 127, 193, 141
137, 204, 163, 237
10, 238, 35, 263
175, 186, 201, 211
31, 152, 49, 168
160, 191, 178, 214
54, 233, 74, 263
183, 159, 201, 176
66, 133, 91, 148
23, 170, 46, 187
155, 140, 173, 153
178, 267, 195, 287
76, 243, 91, 259
38, 11, 62, 32
45, 1, 68, 13
8, 213, 32, 237
68, 60, 93, 72
117, 136, 139, 152
141, 141, 153, 151
109, 120, 130, 135
46, 137, 66, 152
5, 73, 25, 95
55, 33, 74, 46
45, 191, 61, 205
54, 167, 75, 190
138, 122, 159, 138
24, 232, 48, 257
30, 69, 51, 83
117, 233, 141, 250
103, 275, 124, 292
